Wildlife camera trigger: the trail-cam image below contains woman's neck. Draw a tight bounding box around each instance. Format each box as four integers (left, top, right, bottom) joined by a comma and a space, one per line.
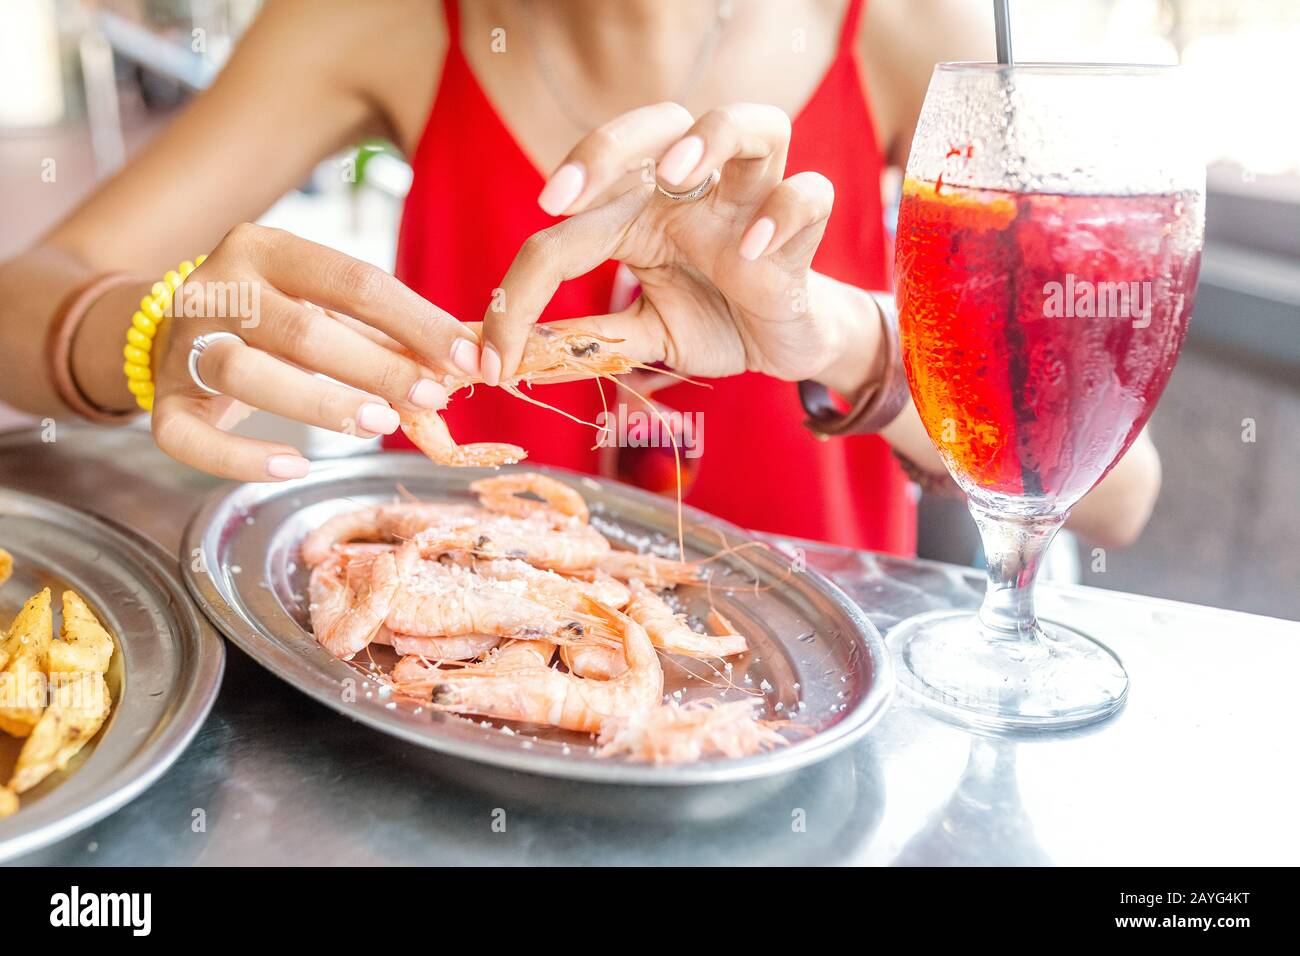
524, 0, 728, 103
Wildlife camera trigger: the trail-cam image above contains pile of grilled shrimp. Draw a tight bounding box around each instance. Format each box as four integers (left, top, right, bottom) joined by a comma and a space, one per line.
299, 473, 787, 764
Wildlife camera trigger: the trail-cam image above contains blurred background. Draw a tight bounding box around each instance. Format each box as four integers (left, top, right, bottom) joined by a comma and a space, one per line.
1, 0, 1297, 618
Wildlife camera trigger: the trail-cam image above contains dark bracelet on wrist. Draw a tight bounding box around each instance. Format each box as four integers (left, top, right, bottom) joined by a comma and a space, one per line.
798, 292, 909, 437
891, 449, 965, 498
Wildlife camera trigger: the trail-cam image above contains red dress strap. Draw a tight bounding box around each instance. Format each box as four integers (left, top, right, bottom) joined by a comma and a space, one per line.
441, 0, 460, 38
838, 0, 866, 54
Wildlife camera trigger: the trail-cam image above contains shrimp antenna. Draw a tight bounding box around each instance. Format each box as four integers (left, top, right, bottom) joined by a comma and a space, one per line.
601, 372, 687, 560
626, 363, 712, 389
659, 652, 755, 696
593, 375, 613, 453
694, 537, 803, 597
501, 383, 604, 428
394, 482, 425, 503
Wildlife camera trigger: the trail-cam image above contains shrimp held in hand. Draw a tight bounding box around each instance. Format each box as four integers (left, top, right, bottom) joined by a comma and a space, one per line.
414, 599, 663, 734
399, 410, 526, 468
401, 327, 642, 468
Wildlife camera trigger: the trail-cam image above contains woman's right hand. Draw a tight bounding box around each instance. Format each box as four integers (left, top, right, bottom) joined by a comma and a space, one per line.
149, 223, 482, 481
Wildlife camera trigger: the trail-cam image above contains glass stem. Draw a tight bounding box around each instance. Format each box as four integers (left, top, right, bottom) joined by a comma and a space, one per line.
968, 501, 1067, 644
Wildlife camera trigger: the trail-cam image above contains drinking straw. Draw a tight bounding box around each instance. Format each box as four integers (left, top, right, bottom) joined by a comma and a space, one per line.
994, 0, 1014, 65
991, 3, 1039, 492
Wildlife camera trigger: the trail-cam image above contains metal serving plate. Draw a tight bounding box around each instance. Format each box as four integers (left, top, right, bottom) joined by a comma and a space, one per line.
0, 491, 224, 862
182, 454, 891, 785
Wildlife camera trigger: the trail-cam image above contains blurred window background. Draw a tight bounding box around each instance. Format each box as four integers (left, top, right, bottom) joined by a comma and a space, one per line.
1017, 0, 1300, 183
1, 0, 1297, 617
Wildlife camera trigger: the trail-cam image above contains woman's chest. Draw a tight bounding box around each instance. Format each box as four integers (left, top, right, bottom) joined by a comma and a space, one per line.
376, 1, 873, 173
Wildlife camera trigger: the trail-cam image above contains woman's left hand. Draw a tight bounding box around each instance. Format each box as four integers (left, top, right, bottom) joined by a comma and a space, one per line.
478, 102, 880, 398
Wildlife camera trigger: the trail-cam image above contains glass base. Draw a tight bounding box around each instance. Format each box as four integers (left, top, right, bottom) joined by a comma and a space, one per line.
888, 609, 1129, 734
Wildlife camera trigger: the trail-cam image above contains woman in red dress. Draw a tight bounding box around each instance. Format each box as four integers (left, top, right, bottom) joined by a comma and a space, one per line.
0, 0, 1160, 551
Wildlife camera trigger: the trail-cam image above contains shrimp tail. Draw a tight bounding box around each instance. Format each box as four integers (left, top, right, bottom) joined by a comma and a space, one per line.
400, 409, 526, 468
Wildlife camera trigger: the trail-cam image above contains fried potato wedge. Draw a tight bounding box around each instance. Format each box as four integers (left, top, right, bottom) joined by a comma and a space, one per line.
0, 547, 12, 586
9, 672, 111, 794
49, 591, 115, 675
0, 785, 17, 818
0, 588, 52, 738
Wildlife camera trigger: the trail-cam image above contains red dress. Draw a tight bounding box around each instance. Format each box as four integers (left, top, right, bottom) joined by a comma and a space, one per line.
389, 0, 915, 555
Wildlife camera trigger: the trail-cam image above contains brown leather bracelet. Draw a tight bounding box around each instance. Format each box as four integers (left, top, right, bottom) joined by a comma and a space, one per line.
799, 291, 910, 437
46, 271, 141, 425
892, 448, 965, 498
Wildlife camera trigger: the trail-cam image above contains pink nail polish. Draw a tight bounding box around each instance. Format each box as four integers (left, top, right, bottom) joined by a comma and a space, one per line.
739, 217, 777, 261
357, 402, 400, 435
538, 163, 585, 216
481, 345, 502, 387
659, 136, 704, 186
266, 455, 310, 480
450, 338, 481, 377
408, 379, 445, 409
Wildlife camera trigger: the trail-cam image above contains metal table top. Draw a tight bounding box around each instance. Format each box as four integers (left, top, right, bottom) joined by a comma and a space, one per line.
1, 424, 1296, 866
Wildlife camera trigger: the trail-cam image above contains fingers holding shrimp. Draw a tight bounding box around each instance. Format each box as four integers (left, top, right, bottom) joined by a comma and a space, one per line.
481, 185, 650, 383
147, 223, 475, 480
217, 224, 479, 377
542, 306, 669, 368
190, 334, 402, 438
470, 96, 842, 401
240, 293, 448, 411
153, 294, 447, 444
151, 393, 309, 481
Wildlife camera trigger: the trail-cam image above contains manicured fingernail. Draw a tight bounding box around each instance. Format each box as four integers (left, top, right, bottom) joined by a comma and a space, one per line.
449, 338, 481, 376
658, 136, 704, 186
739, 217, 776, 261
538, 163, 585, 216
408, 379, 444, 409
481, 345, 502, 387
266, 455, 310, 480
357, 402, 400, 435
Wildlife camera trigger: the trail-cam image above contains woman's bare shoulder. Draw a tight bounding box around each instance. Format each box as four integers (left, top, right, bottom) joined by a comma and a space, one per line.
252, 0, 447, 153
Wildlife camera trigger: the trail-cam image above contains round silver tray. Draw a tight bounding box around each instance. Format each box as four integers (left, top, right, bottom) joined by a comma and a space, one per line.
0, 490, 224, 862
182, 454, 891, 785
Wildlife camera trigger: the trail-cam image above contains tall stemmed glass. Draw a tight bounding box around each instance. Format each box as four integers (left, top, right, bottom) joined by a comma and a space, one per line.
890, 63, 1205, 732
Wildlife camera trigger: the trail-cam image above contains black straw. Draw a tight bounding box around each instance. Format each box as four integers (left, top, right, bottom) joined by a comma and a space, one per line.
994, 0, 1014, 64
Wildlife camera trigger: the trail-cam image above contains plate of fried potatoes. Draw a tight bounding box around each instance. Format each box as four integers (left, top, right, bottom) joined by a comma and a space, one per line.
0, 491, 223, 862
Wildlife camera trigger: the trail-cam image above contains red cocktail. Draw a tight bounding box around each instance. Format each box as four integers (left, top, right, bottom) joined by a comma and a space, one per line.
887, 63, 1205, 732
896, 179, 1202, 506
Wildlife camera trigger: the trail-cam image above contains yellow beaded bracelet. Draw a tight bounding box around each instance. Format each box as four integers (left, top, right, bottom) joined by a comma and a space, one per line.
122, 254, 207, 411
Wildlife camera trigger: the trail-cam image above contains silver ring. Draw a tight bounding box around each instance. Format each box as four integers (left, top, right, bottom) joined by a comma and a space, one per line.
188, 331, 244, 396
656, 168, 720, 202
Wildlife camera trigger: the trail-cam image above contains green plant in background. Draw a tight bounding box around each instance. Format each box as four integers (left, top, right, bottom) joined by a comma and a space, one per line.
350, 138, 397, 192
